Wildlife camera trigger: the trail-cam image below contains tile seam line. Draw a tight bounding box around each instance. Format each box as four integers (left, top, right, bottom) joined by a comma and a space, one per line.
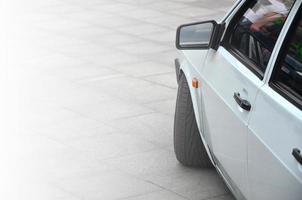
114, 188, 163, 200
143, 180, 191, 200
98, 147, 170, 163
62, 106, 156, 123
201, 192, 233, 200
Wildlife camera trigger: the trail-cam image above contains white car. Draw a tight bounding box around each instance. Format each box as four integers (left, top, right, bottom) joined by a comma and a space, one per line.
173, 0, 302, 199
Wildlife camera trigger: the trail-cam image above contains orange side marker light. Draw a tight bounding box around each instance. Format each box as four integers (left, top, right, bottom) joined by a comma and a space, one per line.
192, 78, 198, 88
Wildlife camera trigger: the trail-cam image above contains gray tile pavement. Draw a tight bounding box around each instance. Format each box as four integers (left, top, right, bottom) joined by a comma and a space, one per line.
5, 0, 235, 199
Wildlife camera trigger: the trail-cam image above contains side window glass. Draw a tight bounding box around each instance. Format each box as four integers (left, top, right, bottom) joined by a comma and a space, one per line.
229, 0, 295, 77
271, 16, 302, 106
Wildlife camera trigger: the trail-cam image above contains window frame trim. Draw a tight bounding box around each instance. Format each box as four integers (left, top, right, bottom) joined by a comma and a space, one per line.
226, 47, 265, 79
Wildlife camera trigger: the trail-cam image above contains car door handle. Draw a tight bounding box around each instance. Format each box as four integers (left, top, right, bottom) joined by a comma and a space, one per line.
233, 92, 251, 111
292, 148, 302, 165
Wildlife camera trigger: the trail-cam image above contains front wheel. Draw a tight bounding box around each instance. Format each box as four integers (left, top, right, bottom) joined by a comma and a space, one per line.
173, 74, 213, 168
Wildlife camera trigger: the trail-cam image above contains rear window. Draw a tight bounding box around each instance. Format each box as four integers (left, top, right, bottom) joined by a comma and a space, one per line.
271, 12, 302, 109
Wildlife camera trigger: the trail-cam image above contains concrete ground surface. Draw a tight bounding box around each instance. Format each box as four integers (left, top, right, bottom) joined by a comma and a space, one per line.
3, 0, 235, 199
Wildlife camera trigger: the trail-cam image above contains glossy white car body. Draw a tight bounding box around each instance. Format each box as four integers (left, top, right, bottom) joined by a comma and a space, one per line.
176, 0, 302, 199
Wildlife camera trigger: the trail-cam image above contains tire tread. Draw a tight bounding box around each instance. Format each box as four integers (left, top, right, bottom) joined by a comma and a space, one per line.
174, 74, 213, 168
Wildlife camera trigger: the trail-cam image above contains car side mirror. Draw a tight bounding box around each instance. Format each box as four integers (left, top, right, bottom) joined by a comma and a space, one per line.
176, 20, 225, 50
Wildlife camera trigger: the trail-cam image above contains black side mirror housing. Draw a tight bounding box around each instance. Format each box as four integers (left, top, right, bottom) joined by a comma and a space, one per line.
176, 20, 225, 50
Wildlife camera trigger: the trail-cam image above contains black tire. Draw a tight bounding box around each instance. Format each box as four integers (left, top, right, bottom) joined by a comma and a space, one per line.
174, 73, 213, 168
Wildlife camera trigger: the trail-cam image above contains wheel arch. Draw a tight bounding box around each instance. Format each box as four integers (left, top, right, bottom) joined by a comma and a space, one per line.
177, 59, 216, 166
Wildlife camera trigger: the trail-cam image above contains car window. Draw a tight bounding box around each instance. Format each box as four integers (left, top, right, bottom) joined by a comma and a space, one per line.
271, 14, 302, 108
228, 0, 295, 78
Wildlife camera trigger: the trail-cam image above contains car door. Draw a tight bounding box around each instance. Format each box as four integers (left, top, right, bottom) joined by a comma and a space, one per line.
199, 0, 296, 198
247, 2, 302, 199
